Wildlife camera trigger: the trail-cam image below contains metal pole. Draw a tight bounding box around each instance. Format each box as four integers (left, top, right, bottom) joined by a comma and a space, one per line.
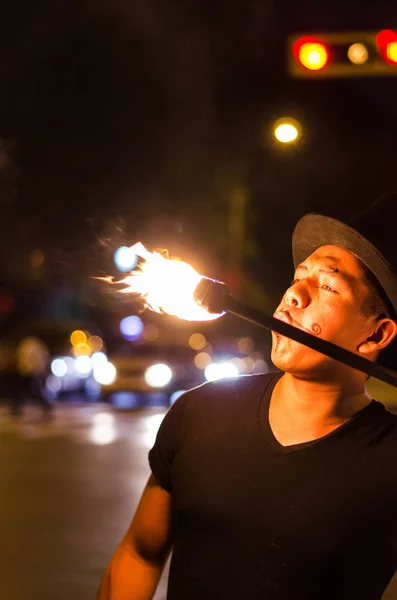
194, 278, 397, 388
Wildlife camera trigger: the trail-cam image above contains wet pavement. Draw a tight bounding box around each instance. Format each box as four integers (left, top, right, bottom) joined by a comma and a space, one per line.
0, 401, 170, 600
0, 399, 396, 600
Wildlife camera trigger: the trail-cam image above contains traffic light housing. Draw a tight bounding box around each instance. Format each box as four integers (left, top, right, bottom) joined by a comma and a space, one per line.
287, 29, 397, 78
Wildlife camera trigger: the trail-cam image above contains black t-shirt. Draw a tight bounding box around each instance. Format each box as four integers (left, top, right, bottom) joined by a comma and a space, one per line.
149, 373, 397, 599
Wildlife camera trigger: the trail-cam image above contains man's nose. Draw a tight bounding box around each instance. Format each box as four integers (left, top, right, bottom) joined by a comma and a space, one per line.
284, 280, 310, 309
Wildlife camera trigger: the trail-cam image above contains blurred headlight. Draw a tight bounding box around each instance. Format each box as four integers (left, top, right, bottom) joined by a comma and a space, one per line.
144, 363, 172, 388
91, 352, 108, 369
204, 362, 239, 382
51, 358, 67, 378
75, 355, 92, 377
94, 362, 117, 385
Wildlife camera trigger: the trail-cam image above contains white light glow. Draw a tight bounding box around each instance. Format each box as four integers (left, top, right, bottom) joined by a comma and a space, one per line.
90, 412, 117, 445
142, 413, 165, 447
114, 246, 138, 272
75, 355, 92, 376
91, 352, 108, 369
92, 412, 115, 427
93, 362, 117, 385
144, 363, 173, 388
204, 362, 240, 382
51, 358, 67, 378
274, 123, 299, 143
64, 356, 75, 373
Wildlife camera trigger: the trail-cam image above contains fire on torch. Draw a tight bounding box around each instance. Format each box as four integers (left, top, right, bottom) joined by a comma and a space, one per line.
104, 242, 397, 389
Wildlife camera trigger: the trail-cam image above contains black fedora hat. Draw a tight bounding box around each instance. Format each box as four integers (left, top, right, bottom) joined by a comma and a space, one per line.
292, 192, 397, 317
292, 192, 397, 368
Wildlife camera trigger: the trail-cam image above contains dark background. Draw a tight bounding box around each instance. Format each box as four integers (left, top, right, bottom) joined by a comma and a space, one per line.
0, 0, 396, 340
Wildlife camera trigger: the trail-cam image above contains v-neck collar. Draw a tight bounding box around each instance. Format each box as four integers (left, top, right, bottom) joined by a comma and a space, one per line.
258, 372, 378, 456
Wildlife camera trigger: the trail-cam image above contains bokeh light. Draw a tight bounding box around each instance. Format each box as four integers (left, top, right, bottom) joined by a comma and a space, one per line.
253, 359, 269, 374
347, 42, 368, 65
144, 363, 172, 388
90, 412, 116, 445
376, 30, 397, 65
142, 413, 165, 448
64, 356, 75, 373
93, 362, 117, 385
189, 333, 206, 350
72, 342, 91, 357
120, 315, 144, 341
273, 118, 301, 144
237, 336, 255, 354
92, 413, 114, 427
387, 41, 397, 63
231, 357, 245, 371
114, 246, 138, 272
91, 351, 108, 369
240, 356, 255, 373
46, 375, 62, 394
194, 352, 212, 369
297, 40, 329, 70
75, 355, 92, 376
51, 358, 68, 377
88, 335, 103, 353
70, 330, 87, 347
204, 362, 240, 382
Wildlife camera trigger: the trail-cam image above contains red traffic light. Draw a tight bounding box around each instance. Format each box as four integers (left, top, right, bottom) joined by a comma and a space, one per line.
376, 29, 397, 65
292, 36, 330, 71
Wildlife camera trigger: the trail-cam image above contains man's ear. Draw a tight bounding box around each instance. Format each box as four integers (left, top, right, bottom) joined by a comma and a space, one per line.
358, 318, 397, 357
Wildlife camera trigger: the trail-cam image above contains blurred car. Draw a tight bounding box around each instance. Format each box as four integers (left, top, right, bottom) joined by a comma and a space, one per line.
102, 344, 203, 406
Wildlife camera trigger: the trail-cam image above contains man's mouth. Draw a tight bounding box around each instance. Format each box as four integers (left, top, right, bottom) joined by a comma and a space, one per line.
273, 311, 315, 335
274, 310, 298, 327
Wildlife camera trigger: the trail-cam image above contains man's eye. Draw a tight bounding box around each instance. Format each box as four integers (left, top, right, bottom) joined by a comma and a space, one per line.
290, 279, 300, 286
321, 284, 336, 293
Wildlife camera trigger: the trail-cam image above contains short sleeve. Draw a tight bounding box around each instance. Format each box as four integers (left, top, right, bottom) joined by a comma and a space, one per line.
148, 392, 190, 493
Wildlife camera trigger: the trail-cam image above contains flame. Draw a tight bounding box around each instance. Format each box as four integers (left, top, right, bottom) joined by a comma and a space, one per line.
116, 242, 223, 322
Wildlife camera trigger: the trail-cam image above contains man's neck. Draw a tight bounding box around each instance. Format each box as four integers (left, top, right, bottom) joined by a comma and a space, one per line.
269, 372, 372, 446
276, 372, 371, 421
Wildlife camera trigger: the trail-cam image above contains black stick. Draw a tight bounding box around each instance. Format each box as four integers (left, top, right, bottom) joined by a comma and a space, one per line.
194, 278, 397, 388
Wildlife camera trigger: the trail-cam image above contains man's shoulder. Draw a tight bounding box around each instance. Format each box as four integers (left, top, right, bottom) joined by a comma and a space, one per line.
367, 402, 397, 455
182, 372, 279, 413
198, 370, 277, 393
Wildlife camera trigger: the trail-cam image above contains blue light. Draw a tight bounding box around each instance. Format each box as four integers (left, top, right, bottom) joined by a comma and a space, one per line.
169, 390, 187, 405
114, 246, 138, 272
120, 315, 144, 341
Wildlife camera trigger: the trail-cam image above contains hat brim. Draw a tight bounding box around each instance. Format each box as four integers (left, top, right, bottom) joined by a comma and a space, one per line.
292, 213, 397, 318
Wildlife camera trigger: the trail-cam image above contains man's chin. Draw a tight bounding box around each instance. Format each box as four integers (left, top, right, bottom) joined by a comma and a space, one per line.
271, 343, 324, 374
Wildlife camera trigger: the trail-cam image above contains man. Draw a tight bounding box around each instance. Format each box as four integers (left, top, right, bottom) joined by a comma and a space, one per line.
97, 193, 397, 599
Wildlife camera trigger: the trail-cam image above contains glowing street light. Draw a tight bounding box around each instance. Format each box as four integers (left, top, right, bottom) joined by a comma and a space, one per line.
347, 42, 369, 65
273, 117, 302, 144
292, 37, 329, 71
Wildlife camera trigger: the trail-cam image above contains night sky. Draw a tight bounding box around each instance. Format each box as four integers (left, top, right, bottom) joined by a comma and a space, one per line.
1, 0, 397, 335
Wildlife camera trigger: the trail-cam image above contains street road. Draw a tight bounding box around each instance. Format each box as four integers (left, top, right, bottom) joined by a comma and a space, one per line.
0, 395, 396, 600
0, 402, 170, 600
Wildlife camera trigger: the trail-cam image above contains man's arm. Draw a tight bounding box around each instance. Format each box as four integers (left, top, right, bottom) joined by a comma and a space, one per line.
97, 474, 173, 600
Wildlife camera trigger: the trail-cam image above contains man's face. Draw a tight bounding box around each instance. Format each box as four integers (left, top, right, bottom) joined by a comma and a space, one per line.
272, 244, 375, 375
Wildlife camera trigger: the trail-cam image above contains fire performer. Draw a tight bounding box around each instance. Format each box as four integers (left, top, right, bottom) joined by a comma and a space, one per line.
97, 193, 397, 600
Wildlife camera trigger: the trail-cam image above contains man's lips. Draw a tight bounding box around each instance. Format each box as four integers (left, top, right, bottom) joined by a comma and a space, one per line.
274, 311, 322, 338
274, 311, 309, 333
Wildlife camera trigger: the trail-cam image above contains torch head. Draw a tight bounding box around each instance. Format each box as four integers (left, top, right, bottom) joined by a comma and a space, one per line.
194, 277, 231, 315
